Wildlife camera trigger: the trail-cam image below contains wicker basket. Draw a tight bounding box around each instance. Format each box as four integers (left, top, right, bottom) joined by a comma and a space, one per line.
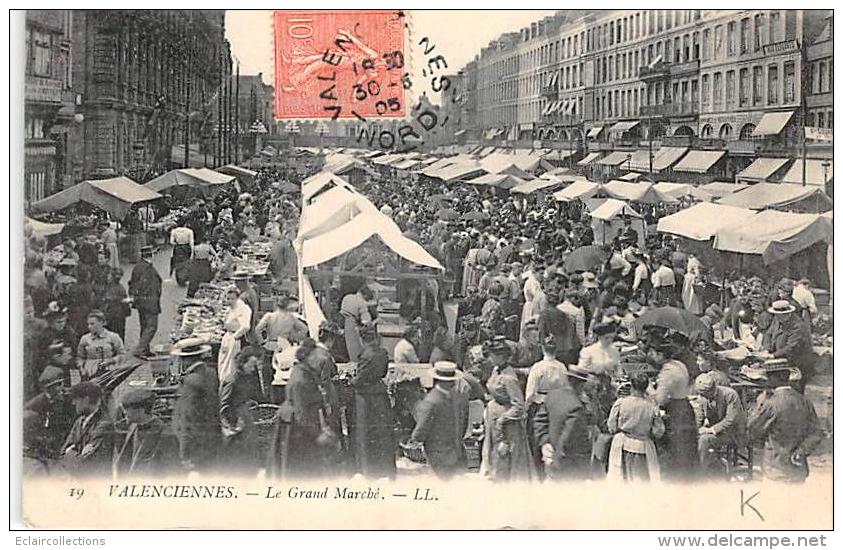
463, 435, 483, 471
250, 403, 280, 460
398, 441, 427, 464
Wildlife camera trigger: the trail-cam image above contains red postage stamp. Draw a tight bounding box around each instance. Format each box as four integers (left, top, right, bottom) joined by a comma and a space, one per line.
274, 10, 406, 120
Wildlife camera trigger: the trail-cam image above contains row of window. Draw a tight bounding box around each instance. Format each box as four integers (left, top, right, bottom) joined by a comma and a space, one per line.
810, 58, 833, 94
806, 109, 834, 129
702, 61, 797, 111
587, 10, 701, 53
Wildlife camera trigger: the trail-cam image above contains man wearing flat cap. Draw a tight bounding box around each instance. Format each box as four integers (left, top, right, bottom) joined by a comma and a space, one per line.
61, 382, 114, 477
113, 388, 180, 476
407, 362, 469, 479
694, 372, 747, 475
129, 245, 162, 358
747, 359, 823, 482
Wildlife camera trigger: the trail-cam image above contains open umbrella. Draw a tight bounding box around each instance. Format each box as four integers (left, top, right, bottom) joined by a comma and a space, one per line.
279, 182, 299, 193
633, 306, 708, 340
563, 245, 608, 273
461, 210, 490, 222
436, 208, 459, 221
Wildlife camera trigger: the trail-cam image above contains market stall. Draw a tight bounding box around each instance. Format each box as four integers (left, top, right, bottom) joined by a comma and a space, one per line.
716, 182, 833, 213
144, 168, 238, 198
588, 198, 646, 248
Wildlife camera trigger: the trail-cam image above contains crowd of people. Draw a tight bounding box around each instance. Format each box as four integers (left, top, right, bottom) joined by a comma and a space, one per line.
22, 154, 828, 484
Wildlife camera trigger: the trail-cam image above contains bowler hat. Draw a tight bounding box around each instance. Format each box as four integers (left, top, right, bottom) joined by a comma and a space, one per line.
140, 245, 154, 257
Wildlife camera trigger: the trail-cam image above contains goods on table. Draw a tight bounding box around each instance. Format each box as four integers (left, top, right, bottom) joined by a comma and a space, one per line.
171, 284, 229, 344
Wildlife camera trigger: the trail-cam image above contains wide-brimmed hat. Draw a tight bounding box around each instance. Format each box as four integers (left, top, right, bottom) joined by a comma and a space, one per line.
140, 245, 154, 257
768, 300, 796, 315
432, 361, 459, 381
38, 366, 65, 388
171, 337, 212, 357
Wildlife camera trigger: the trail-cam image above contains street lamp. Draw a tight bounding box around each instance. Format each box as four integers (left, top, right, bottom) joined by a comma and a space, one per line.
315, 121, 329, 154
822, 159, 831, 190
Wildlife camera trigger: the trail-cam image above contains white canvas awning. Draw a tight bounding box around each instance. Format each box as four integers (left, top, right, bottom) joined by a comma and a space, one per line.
553, 179, 601, 202
657, 202, 757, 241
673, 150, 726, 174
301, 172, 354, 203
752, 111, 795, 137
577, 152, 602, 166
779, 159, 833, 186
736, 157, 790, 182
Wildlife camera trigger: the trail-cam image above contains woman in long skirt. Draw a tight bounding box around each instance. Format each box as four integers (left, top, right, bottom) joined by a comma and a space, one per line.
350, 326, 396, 479
340, 286, 373, 362
480, 340, 535, 482
268, 339, 340, 478
218, 287, 252, 385
647, 339, 698, 481
606, 372, 665, 482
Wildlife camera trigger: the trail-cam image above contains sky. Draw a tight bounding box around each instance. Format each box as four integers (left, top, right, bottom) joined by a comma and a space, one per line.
225, 10, 557, 104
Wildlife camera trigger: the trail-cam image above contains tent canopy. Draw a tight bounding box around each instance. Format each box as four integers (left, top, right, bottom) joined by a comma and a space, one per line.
301, 172, 354, 203
25, 216, 64, 238
698, 181, 748, 198
717, 182, 833, 213
713, 210, 833, 264
145, 168, 235, 194
216, 164, 257, 184
656, 202, 757, 241
553, 179, 601, 202
603, 180, 678, 203
589, 198, 643, 221
32, 177, 161, 220
510, 176, 569, 194
428, 161, 487, 183
577, 152, 602, 166
300, 211, 443, 270
297, 185, 376, 242
465, 173, 525, 190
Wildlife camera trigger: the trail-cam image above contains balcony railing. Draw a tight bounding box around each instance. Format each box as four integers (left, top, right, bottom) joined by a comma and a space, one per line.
763, 39, 800, 56
639, 62, 670, 80
669, 59, 700, 76
541, 86, 558, 98
726, 140, 761, 155
25, 75, 63, 104
640, 100, 699, 117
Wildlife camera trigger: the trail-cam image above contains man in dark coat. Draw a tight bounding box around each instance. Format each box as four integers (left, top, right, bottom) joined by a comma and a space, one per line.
128, 246, 162, 357
171, 343, 220, 473
114, 388, 180, 476
765, 301, 816, 389
533, 366, 592, 481
537, 291, 581, 365
61, 382, 114, 477
24, 366, 75, 457
748, 360, 823, 483
408, 362, 468, 479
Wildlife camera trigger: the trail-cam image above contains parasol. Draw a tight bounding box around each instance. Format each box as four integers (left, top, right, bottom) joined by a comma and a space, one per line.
633, 306, 708, 340
563, 245, 608, 273
461, 210, 490, 222
436, 208, 459, 221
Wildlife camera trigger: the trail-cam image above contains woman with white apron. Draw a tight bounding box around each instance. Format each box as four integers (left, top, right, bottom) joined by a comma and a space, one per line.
218, 286, 252, 386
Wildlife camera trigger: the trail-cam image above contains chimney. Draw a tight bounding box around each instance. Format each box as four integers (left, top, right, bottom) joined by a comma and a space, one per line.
531, 22, 537, 38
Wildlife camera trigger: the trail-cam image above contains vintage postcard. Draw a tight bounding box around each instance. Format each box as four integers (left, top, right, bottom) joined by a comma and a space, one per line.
15, 7, 834, 531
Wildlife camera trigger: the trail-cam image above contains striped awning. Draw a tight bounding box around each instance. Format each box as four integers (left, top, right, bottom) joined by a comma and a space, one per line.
651, 147, 688, 171
673, 150, 726, 173
752, 111, 795, 137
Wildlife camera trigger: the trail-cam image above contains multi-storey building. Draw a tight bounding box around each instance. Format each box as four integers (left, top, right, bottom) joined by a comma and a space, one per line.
24, 10, 76, 205
71, 10, 233, 181
236, 73, 277, 158
469, 9, 832, 180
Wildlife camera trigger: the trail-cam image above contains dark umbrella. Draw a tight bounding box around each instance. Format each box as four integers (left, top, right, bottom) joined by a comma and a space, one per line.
634, 306, 708, 340
461, 210, 490, 222
563, 245, 607, 273
436, 208, 459, 221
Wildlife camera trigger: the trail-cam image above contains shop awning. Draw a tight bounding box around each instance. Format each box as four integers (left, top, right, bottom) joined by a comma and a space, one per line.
619, 172, 642, 182
547, 72, 559, 88
717, 182, 833, 213
657, 203, 757, 241
589, 198, 643, 221
736, 157, 790, 182
32, 177, 162, 220
610, 121, 639, 134
577, 152, 602, 166
779, 159, 834, 187
673, 150, 726, 173
713, 210, 833, 264
587, 126, 604, 139
651, 147, 688, 172
752, 111, 794, 137
627, 150, 653, 172
596, 150, 633, 166
25, 216, 65, 238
